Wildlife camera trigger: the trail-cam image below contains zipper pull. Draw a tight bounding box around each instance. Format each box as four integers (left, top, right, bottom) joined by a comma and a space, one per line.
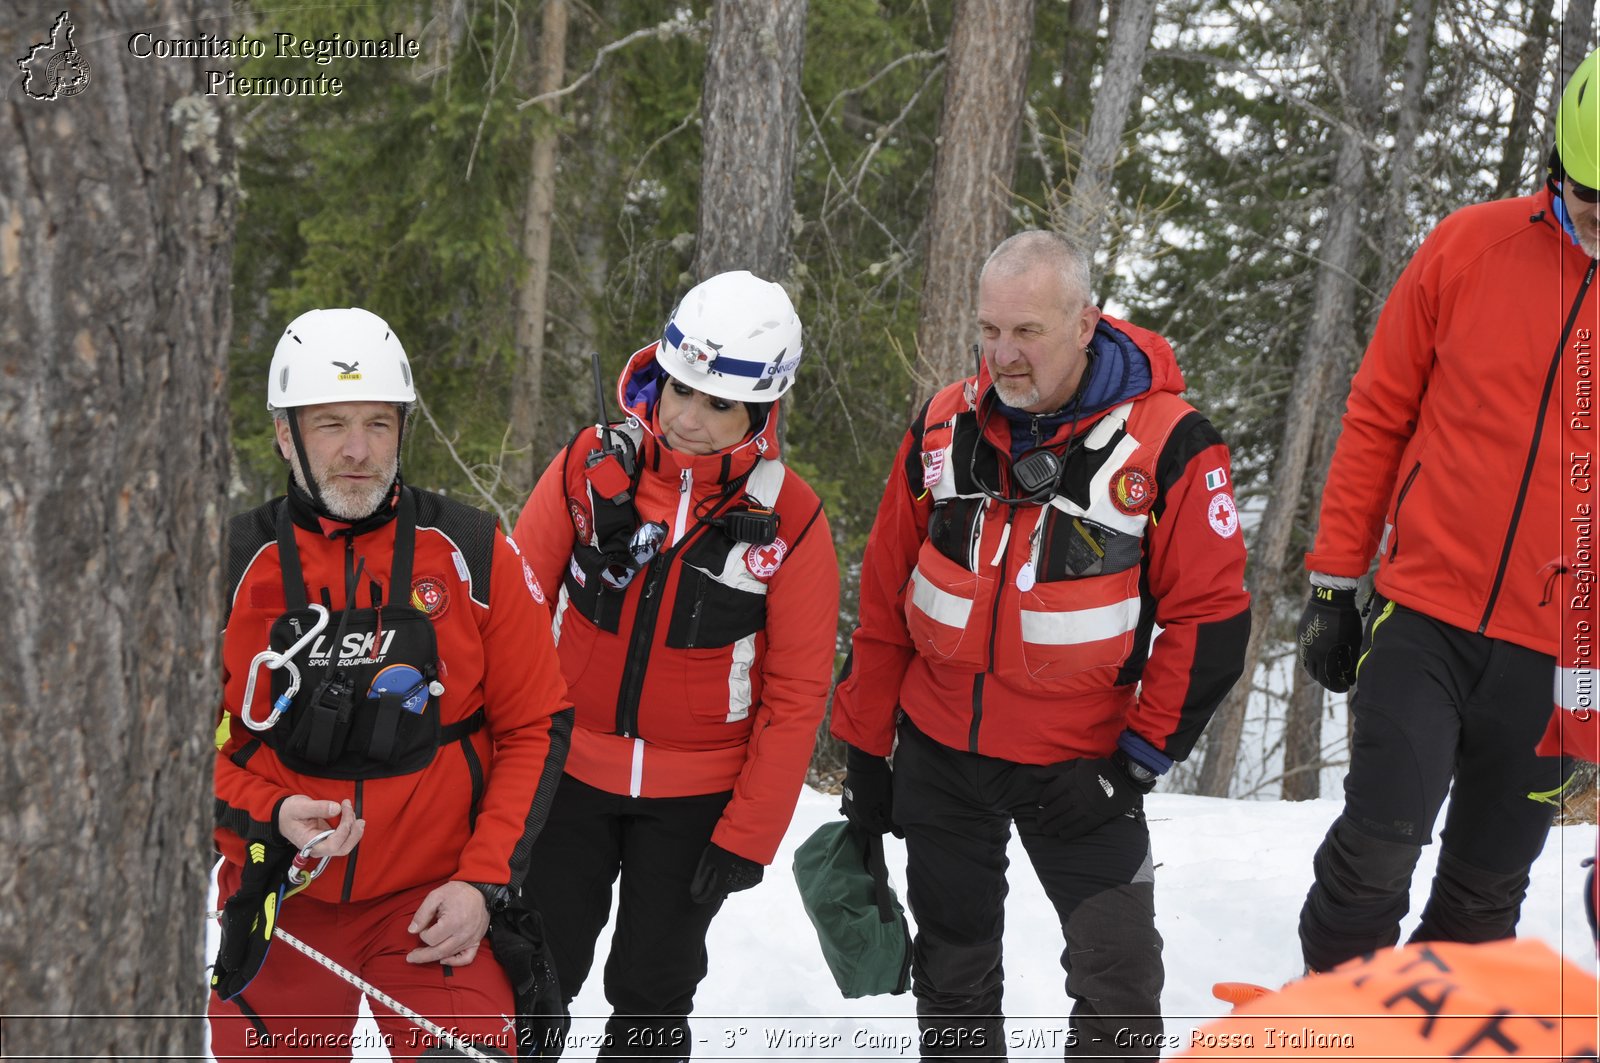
680, 469, 691, 493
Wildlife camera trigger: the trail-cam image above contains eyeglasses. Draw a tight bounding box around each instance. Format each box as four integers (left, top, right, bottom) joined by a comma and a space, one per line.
601, 520, 668, 590
1569, 175, 1600, 204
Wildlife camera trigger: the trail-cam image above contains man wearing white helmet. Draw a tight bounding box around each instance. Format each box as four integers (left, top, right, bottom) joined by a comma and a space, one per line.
512, 271, 839, 1059
208, 308, 573, 1059
1293, 51, 1598, 976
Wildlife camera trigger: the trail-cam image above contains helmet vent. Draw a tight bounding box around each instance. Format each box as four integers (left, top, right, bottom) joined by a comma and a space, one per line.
1582, 79, 1590, 106
279, 366, 290, 391
401, 363, 411, 386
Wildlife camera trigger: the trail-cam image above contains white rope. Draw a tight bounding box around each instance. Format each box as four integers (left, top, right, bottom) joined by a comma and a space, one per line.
209, 911, 501, 1062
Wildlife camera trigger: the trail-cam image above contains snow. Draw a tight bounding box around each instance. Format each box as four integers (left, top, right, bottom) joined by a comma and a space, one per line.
205, 786, 1598, 1060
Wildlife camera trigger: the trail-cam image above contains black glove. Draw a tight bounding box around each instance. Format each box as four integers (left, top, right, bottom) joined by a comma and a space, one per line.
1297, 585, 1362, 693
840, 744, 897, 837
211, 839, 296, 1000
689, 843, 764, 905
1036, 753, 1151, 842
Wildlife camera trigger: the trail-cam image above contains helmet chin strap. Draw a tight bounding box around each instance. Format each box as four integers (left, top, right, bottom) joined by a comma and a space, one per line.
284, 409, 330, 513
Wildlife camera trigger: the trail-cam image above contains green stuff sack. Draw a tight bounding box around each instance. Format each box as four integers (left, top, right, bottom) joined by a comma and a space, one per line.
792, 820, 912, 998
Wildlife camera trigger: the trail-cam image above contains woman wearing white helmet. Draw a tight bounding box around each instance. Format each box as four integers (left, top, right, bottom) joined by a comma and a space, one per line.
512, 271, 840, 1059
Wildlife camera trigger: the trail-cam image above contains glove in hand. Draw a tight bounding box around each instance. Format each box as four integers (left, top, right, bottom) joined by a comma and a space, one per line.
689, 843, 764, 905
211, 840, 296, 1000
1036, 755, 1147, 842
840, 745, 897, 837
1297, 586, 1362, 693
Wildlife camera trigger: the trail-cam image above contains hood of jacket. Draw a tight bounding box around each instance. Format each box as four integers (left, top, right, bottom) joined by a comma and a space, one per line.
980, 314, 1185, 454
617, 342, 784, 484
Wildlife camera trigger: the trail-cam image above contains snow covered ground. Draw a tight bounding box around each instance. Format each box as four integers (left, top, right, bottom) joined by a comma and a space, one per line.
205, 786, 1598, 1060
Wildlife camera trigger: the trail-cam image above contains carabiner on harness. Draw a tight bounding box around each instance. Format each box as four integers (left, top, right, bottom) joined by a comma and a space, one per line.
239, 603, 331, 732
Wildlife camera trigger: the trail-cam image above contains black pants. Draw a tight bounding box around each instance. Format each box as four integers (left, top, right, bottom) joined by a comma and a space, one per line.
894, 719, 1164, 1062
521, 775, 732, 1061
1299, 602, 1572, 973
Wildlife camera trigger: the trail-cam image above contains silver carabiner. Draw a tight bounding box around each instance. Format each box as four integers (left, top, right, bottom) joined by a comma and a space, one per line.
288, 828, 337, 886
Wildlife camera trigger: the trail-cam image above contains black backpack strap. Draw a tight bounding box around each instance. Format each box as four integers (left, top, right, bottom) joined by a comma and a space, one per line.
440, 707, 486, 745
390, 487, 418, 601
275, 502, 308, 611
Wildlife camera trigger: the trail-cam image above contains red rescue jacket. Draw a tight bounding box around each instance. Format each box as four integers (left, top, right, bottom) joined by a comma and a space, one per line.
513, 345, 840, 865
1308, 187, 1598, 660
214, 485, 572, 901
832, 316, 1251, 765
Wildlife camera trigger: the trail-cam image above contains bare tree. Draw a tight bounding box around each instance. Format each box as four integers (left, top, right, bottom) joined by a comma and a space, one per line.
0, 2, 234, 1055
1494, 0, 1555, 196
913, 0, 1038, 401
1058, 0, 1158, 277
1199, 0, 1396, 797
693, 0, 807, 281
512, 0, 571, 488
1057, 0, 1104, 141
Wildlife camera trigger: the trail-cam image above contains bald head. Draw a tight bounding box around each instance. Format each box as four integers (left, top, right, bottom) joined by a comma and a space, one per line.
980, 230, 1093, 310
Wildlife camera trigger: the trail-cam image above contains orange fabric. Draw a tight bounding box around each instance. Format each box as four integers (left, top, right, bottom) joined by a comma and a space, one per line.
1179, 939, 1598, 1060
214, 495, 571, 900
1307, 188, 1597, 658
513, 347, 840, 865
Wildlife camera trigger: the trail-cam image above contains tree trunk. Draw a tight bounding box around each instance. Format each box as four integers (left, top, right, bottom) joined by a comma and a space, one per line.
693, 0, 807, 282
1372, 0, 1435, 306
512, 0, 570, 489
1281, 667, 1326, 800
1198, 0, 1394, 797
913, 0, 1038, 403
1059, 0, 1157, 278
0, 2, 234, 1055
1057, 0, 1104, 145
1495, 0, 1556, 197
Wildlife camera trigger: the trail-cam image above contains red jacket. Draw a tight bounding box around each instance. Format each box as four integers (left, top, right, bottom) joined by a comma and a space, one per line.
832, 316, 1251, 765
1308, 187, 1597, 659
513, 345, 840, 865
214, 486, 572, 901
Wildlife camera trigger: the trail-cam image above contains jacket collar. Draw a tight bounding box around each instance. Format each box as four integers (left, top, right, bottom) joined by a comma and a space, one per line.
617, 342, 781, 485
284, 474, 402, 538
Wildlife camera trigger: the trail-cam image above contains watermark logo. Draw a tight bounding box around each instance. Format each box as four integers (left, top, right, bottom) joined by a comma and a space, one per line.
17, 11, 91, 101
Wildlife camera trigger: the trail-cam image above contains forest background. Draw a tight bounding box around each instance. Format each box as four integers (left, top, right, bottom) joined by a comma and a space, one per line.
227, 0, 1600, 802
4, 0, 1599, 1055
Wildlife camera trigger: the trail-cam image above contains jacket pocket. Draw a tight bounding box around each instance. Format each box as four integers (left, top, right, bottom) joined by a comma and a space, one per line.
1012, 568, 1141, 682
904, 541, 993, 670
1385, 461, 1422, 562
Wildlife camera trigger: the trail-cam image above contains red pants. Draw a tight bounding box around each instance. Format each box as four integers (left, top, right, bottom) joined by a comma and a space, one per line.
208, 864, 516, 1061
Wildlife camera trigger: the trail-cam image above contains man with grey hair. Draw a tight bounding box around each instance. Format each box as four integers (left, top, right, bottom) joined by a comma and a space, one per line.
833, 230, 1251, 1059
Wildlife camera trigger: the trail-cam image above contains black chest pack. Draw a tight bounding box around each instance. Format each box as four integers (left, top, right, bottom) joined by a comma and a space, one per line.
260, 490, 483, 780
564, 424, 779, 637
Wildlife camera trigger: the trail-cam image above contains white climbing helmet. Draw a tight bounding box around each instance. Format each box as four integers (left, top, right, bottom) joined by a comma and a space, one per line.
657, 271, 804, 402
267, 307, 416, 410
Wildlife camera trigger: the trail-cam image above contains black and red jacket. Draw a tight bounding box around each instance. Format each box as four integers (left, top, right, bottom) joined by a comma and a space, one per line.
215, 483, 572, 901
513, 346, 840, 865
832, 316, 1251, 767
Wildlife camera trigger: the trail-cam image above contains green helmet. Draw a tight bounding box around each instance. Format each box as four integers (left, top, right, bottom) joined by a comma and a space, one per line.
1558, 49, 1600, 189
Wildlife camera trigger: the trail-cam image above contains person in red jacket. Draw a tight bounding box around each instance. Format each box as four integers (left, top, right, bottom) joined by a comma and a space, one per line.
512, 271, 840, 1060
832, 230, 1251, 1060
1293, 52, 1600, 976
208, 308, 573, 1060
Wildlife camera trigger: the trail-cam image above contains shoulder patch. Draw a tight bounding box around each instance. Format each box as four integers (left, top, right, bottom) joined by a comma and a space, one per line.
1208, 493, 1240, 538
745, 537, 789, 579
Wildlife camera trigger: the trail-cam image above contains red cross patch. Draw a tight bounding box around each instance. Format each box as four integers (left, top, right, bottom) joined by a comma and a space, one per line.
745, 537, 789, 579
1208, 493, 1240, 539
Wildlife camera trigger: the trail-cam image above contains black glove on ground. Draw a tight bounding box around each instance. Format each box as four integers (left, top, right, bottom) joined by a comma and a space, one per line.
840, 744, 897, 837
1036, 754, 1150, 842
1297, 586, 1362, 693
211, 839, 296, 1000
689, 842, 764, 905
